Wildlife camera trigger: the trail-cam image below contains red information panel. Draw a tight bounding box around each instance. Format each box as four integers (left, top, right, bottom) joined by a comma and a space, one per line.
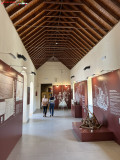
0, 59, 23, 160
53, 85, 71, 109
74, 81, 88, 118
92, 69, 120, 144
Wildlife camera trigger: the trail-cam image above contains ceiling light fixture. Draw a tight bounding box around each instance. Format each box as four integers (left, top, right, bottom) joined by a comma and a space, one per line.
83, 66, 90, 70
17, 54, 27, 61
71, 75, 75, 79
30, 71, 36, 75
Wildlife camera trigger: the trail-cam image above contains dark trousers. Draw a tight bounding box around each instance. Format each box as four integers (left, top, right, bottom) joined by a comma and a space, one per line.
43, 106, 47, 116
49, 104, 54, 116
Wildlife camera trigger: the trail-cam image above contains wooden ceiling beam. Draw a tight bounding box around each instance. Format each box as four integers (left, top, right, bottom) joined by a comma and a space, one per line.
45, 9, 82, 13
20, 17, 51, 38
45, 43, 83, 59
43, 1, 84, 6
26, 32, 87, 59
63, 8, 106, 36
64, 4, 111, 33
82, 0, 118, 25
22, 21, 98, 46
26, 34, 85, 57
60, 17, 96, 47
7, 0, 32, 16
63, 6, 102, 42
25, 34, 47, 50
68, 40, 86, 57
26, 40, 47, 54
20, 12, 59, 40
18, 11, 60, 36
13, 3, 59, 26
23, 28, 72, 46
31, 51, 46, 61
45, 21, 76, 24
69, 34, 90, 53
96, 0, 120, 19
44, 15, 79, 19
6, 0, 24, 12
73, 4, 112, 30
24, 29, 46, 46
56, 54, 77, 65
11, 1, 45, 23
17, 12, 47, 34
16, 10, 59, 33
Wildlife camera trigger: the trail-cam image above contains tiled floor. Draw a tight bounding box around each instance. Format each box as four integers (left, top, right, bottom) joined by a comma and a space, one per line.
7, 110, 120, 160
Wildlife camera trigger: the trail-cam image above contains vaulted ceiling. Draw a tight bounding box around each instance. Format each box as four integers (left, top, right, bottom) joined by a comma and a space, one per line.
3, 0, 120, 69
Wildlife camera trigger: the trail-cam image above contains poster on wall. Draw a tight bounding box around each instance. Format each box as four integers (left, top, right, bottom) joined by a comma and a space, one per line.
0, 73, 15, 122
0, 73, 13, 99
74, 81, 88, 118
0, 60, 24, 125
53, 85, 71, 109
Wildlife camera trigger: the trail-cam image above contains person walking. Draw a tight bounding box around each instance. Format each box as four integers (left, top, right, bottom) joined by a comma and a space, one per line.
42, 95, 48, 117
49, 94, 55, 117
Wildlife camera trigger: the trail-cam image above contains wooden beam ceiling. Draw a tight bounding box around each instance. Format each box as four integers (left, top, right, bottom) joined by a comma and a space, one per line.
3, 0, 120, 69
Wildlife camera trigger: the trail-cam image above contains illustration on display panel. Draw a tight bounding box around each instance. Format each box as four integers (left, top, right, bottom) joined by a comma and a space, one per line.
53, 85, 71, 109
93, 73, 120, 116
57, 89, 70, 108
0, 73, 15, 122
93, 82, 109, 111
0, 61, 24, 125
74, 81, 88, 118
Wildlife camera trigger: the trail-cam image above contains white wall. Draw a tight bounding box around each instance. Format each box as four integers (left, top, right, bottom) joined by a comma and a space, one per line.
0, 2, 37, 122
37, 62, 70, 108
71, 22, 120, 84
71, 22, 120, 109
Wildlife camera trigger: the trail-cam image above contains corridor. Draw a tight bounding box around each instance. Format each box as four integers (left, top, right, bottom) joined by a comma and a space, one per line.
7, 110, 120, 160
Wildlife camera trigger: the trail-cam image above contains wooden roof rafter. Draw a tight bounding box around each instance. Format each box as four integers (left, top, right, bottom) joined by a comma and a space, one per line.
3, 0, 120, 69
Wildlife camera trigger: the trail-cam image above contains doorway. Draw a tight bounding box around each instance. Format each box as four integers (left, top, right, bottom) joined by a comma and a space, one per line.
41, 84, 52, 104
